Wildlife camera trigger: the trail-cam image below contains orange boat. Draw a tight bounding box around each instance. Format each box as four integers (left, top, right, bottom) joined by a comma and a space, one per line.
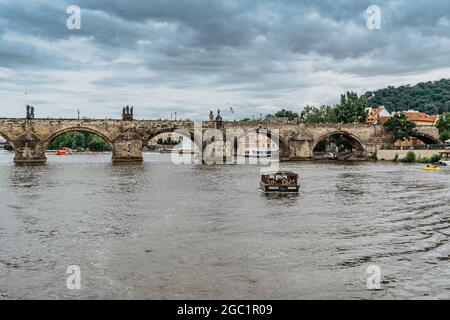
55, 147, 72, 155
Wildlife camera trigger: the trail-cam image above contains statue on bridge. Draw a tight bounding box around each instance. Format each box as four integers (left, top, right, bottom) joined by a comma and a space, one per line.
122, 105, 134, 121
300, 110, 305, 121
215, 109, 223, 128
209, 110, 214, 121
215, 109, 222, 122
26, 105, 35, 120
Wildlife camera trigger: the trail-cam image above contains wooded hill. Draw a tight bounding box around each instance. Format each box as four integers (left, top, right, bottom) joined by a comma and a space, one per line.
364, 78, 450, 115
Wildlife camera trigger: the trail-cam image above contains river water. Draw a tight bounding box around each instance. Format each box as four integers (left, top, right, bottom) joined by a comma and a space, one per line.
0, 150, 449, 299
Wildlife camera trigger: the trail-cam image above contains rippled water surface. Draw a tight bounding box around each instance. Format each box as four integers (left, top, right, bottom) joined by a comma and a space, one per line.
0, 150, 449, 299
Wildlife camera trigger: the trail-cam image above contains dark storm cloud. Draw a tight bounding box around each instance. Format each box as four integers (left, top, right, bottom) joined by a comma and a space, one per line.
2, 0, 449, 70
0, 0, 449, 118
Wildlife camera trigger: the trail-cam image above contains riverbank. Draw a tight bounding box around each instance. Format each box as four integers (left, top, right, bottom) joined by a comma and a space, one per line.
377, 149, 443, 161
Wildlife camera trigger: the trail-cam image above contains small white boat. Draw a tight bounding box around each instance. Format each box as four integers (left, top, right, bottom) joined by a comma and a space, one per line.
245, 149, 272, 158
438, 151, 450, 166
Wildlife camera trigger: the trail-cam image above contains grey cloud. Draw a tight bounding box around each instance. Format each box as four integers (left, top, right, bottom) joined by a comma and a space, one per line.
0, 0, 449, 118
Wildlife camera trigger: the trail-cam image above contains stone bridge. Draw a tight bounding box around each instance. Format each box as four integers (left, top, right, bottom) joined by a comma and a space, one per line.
0, 113, 441, 165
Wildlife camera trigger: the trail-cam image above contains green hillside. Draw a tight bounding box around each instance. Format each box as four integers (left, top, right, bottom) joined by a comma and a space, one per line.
364, 78, 450, 115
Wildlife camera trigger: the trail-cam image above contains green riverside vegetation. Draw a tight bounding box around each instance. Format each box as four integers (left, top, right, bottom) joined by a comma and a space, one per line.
48, 131, 111, 152
437, 112, 450, 141
393, 151, 441, 164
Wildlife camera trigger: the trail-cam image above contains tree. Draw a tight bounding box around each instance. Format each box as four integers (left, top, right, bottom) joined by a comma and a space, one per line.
273, 109, 299, 120
302, 105, 337, 124
383, 113, 417, 141
401, 151, 416, 163
71, 132, 86, 149
436, 112, 450, 141
335, 92, 368, 123
88, 135, 110, 151
441, 131, 450, 141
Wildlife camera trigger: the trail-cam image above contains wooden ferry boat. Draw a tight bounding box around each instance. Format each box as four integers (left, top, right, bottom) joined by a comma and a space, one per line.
260, 171, 299, 193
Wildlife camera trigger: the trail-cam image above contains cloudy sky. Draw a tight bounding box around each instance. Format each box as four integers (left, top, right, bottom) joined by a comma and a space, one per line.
0, 0, 449, 120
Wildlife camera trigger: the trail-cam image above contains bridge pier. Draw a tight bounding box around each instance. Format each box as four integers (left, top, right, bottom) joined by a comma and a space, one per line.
111, 138, 144, 164
14, 157, 47, 166
287, 135, 314, 160
112, 155, 143, 164
13, 141, 47, 165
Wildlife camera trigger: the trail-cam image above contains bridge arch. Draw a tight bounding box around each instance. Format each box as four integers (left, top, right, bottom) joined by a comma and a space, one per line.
258, 129, 290, 158
313, 130, 365, 152
413, 132, 441, 145
146, 127, 203, 150
143, 126, 205, 156
231, 128, 290, 159
43, 127, 114, 150
0, 131, 16, 150
147, 128, 195, 143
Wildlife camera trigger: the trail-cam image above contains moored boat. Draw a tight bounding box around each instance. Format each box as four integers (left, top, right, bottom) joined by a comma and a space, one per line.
55, 147, 72, 155
260, 171, 299, 193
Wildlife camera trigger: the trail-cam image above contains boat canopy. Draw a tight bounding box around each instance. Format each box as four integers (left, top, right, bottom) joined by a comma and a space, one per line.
261, 171, 298, 182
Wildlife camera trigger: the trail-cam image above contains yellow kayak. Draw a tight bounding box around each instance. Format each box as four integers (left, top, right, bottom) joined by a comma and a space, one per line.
421, 167, 441, 171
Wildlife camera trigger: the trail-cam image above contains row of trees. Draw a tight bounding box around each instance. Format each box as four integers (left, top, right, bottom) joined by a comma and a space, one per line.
259, 91, 369, 124
156, 137, 180, 145
48, 131, 111, 151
